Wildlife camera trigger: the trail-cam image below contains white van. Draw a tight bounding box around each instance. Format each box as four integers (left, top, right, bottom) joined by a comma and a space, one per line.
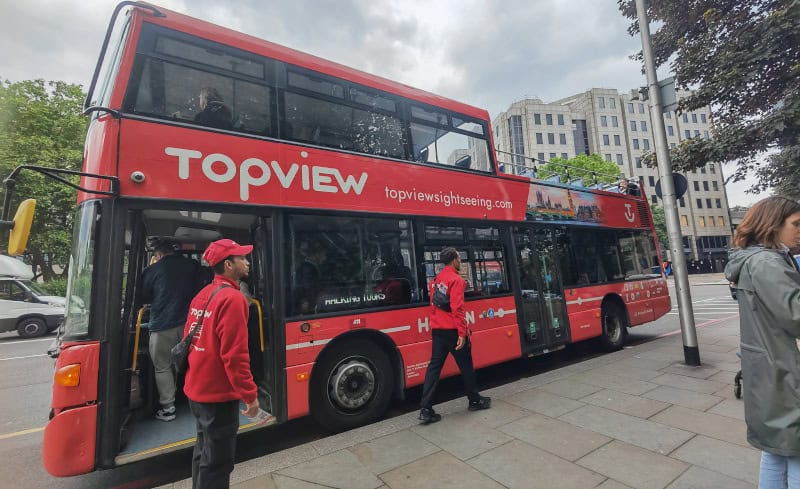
0, 255, 65, 338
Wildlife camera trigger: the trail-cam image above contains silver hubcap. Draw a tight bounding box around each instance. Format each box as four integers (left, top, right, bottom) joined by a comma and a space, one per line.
22, 322, 41, 335
604, 313, 621, 342
328, 359, 376, 411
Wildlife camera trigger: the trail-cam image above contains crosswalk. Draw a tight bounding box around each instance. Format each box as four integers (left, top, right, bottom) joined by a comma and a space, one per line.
667, 296, 739, 319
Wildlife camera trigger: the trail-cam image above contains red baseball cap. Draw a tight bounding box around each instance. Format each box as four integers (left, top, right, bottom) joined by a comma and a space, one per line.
203, 239, 253, 266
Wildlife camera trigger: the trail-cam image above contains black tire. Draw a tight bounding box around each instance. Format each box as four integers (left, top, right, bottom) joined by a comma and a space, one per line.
600, 302, 627, 351
17, 317, 48, 338
310, 339, 394, 432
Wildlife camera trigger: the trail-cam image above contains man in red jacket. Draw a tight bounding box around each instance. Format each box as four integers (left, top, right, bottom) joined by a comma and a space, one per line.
419, 247, 491, 424
183, 238, 260, 488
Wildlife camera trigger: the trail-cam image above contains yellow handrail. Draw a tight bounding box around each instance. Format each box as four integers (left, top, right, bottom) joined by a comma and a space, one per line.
248, 298, 265, 352
132, 307, 147, 371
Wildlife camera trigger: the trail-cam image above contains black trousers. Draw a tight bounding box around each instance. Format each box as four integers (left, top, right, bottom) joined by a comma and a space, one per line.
189, 399, 240, 489
420, 329, 479, 410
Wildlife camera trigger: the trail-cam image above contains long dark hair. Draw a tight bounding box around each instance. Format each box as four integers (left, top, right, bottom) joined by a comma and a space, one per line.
733, 196, 800, 249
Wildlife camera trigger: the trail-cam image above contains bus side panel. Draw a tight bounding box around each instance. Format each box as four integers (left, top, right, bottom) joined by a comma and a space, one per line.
470, 325, 522, 369
78, 117, 119, 203
50, 342, 100, 411
43, 405, 97, 477
565, 308, 602, 342
285, 363, 314, 419
398, 343, 461, 389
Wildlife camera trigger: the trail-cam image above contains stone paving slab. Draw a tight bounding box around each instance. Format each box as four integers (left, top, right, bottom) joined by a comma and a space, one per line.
670, 435, 760, 486
503, 388, 585, 417
665, 466, 754, 489
497, 411, 612, 461
275, 449, 383, 489
559, 405, 694, 454
650, 405, 749, 447
379, 451, 506, 489
566, 371, 658, 396
661, 363, 721, 380
409, 411, 513, 460
348, 430, 440, 475
591, 362, 665, 381
538, 378, 604, 400
576, 440, 689, 489
706, 398, 745, 420
468, 439, 606, 489
640, 385, 723, 411
697, 342, 740, 353
580, 388, 671, 418
456, 399, 531, 428
649, 372, 727, 394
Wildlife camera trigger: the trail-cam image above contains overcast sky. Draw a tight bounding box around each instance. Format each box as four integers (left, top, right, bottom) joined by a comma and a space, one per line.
0, 0, 767, 206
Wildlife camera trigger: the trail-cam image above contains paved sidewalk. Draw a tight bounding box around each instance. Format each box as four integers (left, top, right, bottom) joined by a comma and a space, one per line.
161, 315, 755, 489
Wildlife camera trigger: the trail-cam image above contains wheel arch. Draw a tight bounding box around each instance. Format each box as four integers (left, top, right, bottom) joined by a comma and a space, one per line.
311, 329, 405, 401
601, 293, 630, 328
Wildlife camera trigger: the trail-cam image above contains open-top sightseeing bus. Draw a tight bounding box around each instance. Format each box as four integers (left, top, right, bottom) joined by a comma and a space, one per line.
0, 2, 670, 477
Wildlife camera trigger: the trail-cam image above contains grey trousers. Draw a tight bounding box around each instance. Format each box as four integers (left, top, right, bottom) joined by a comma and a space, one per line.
149, 326, 183, 407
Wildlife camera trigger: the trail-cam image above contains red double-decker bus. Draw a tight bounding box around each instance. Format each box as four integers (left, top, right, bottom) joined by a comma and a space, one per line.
28, 2, 670, 476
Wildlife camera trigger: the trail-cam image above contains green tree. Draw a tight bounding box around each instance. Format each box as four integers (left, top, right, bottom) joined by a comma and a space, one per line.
618, 1, 800, 196
0, 79, 86, 279
650, 204, 669, 250
538, 153, 622, 185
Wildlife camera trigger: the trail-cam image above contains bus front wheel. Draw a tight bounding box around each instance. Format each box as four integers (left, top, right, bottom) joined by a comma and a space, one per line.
600, 303, 626, 351
310, 339, 394, 432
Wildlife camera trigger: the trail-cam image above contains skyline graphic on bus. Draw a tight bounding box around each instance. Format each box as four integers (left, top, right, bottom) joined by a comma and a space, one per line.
525, 186, 602, 225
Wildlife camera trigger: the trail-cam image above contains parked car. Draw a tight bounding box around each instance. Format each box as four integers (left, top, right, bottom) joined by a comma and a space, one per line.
0, 256, 65, 338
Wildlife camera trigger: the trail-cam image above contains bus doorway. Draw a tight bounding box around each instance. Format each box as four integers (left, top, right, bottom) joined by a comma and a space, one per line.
513, 226, 570, 355
113, 206, 278, 466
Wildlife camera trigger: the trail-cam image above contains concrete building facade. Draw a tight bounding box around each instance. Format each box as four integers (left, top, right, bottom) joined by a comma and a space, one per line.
493, 88, 731, 261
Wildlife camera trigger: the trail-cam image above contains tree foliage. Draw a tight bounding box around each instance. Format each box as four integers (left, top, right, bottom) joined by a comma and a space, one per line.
538, 153, 622, 185
650, 204, 669, 249
618, 0, 800, 196
0, 79, 86, 279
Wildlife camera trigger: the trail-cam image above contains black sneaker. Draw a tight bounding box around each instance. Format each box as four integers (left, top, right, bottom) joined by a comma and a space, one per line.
468, 396, 491, 411
418, 408, 442, 425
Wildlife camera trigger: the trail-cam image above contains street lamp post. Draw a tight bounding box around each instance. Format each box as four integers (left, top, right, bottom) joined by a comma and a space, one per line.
634, 0, 700, 365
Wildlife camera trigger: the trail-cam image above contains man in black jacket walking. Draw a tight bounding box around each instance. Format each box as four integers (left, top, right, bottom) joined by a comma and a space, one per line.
142, 241, 201, 421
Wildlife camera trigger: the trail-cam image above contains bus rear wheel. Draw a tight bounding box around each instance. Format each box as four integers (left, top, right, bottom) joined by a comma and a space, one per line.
600, 303, 626, 351
310, 339, 394, 432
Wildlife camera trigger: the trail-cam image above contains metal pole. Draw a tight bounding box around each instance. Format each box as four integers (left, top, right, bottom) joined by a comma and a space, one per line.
635, 0, 700, 365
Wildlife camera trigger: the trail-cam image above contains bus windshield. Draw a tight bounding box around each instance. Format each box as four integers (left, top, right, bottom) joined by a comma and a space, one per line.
62, 203, 98, 337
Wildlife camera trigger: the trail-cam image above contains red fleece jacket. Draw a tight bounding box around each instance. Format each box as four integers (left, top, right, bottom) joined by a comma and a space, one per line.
429, 266, 467, 337
183, 276, 257, 405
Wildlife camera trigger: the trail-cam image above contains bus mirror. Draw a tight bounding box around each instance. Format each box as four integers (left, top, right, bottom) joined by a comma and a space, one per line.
7, 199, 36, 256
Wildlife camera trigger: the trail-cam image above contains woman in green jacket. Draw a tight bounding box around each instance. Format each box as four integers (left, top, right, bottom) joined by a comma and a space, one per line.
725, 196, 800, 488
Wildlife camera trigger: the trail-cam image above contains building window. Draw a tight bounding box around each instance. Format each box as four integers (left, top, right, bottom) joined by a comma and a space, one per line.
704, 130, 709, 139
692, 113, 698, 123
509, 115, 525, 167
642, 139, 650, 150
665, 112, 672, 119
682, 113, 689, 122
537, 152, 545, 162
630, 120, 637, 131
601, 115, 608, 127
603, 134, 610, 145
616, 154, 623, 165
706, 198, 712, 208
548, 133, 555, 144
559, 133, 567, 145
534, 113, 541, 124
719, 216, 725, 226
599, 97, 605, 108
652, 195, 658, 204
641, 121, 647, 131
700, 166, 706, 174
546, 113, 553, 125
614, 135, 621, 146
693, 181, 700, 191
685, 130, 691, 138
561, 153, 568, 159
699, 216, 706, 227
627, 103, 634, 113
712, 181, 719, 191
557, 114, 565, 125
701, 113, 707, 123
609, 98, 616, 109
695, 130, 701, 137
709, 163, 716, 174
635, 157, 642, 168
536, 132, 543, 144
648, 176, 655, 186
667, 125, 674, 136
605, 153, 612, 162
709, 216, 716, 226
679, 197, 686, 207
716, 198, 721, 208
639, 103, 645, 113
681, 215, 689, 226
633, 139, 639, 149
550, 152, 557, 159
696, 198, 703, 208
670, 142, 676, 148
703, 181, 709, 191
611, 116, 618, 127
